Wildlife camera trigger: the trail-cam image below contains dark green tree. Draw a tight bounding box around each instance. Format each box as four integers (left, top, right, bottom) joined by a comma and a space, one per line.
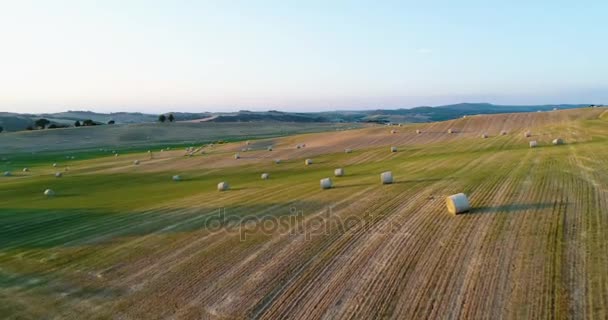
168, 113, 175, 122
158, 114, 167, 123
74, 120, 81, 127
108, 120, 115, 125
34, 118, 50, 129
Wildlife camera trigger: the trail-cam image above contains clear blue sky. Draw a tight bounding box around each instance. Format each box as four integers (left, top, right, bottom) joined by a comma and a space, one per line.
0, 0, 606, 113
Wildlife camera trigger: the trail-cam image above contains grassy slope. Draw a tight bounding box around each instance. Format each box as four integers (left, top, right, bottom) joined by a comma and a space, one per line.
0, 109, 607, 319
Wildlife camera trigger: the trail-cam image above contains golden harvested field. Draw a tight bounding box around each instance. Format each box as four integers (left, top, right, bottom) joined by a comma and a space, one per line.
1, 108, 607, 319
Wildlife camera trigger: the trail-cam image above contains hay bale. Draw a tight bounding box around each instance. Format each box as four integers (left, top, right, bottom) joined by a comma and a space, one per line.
53, 163, 58, 167
261, 173, 269, 180
481, 133, 488, 139
529, 140, 538, 148
552, 138, 564, 145
524, 131, 531, 138
416, 129, 421, 134
390, 146, 397, 153
305, 159, 313, 165
274, 159, 281, 164
391, 129, 397, 134
55, 172, 62, 178
246, 141, 251, 145
3, 171, 11, 177
334, 168, 344, 177
381, 171, 393, 184
501, 130, 508, 135
115, 154, 119, 157
447, 128, 454, 134
345, 148, 352, 153
320, 178, 333, 189
217, 181, 230, 191
267, 146, 273, 151
44, 189, 55, 197
446, 193, 470, 214
172, 175, 181, 181
234, 153, 240, 159
23, 168, 29, 172
296, 144, 302, 149
133, 160, 140, 165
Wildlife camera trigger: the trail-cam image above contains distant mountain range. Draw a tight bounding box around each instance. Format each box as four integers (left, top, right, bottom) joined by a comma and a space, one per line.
0, 103, 599, 132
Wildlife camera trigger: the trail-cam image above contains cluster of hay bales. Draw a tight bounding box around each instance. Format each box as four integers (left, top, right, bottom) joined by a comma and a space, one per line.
553, 138, 564, 145
381, 171, 393, 184
390, 146, 398, 153
172, 175, 181, 181
446, 193, 470, 214
529, 141, 538, 148
261, 173, 269, 180
305, 159, 313, 165
334, 168, 344, 177
44, 189, 55, 197
217, 181, 229, 191
320, 178, 333, 189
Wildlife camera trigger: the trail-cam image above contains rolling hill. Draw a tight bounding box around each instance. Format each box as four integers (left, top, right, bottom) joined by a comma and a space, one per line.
0, 108, 607, 318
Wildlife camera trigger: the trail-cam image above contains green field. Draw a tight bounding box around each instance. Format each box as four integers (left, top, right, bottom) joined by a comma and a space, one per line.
1, 109, 607, 319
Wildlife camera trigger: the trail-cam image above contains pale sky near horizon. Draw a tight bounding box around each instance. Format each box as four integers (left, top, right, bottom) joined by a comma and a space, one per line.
0, 0, 607, 113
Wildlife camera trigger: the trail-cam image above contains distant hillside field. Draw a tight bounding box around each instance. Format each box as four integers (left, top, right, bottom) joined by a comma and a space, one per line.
0, 121, 364, 155
0, 103, 597, 132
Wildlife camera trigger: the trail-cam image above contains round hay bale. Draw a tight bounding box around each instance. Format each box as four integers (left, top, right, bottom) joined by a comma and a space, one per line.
217, 181, 230, 191
345, 148, 353, 153
261, 173, 269, 180
481, 133, 488, 139
52, 163, 58, 167
44, 189, 55, 197
529, 140, 538, 148
133, 160, 140, 165
246, 141, 251, 145
172, 175, 181, 181
55, 172, 62, 178
320, 178, 333, 189
23, 168, 29, 172
296, 144, 302, 149
267, 146, 273, 151
334, 168, 344, 177
524, 131, 531, 138
302, 144, 306, 148
390, 129, 397, 134
390, 146, 397, 153
305, 159, 313, 166
448, 128, 454, 134
501, 130, 508, 135
115, 154, 119, 157
381, 171, 393, 184
552, 138, 564, 145
234, 153, 240, 159
274, 159, 281, 164
3, 171, 11, 177
446, 193, 470, 214
416, 129, 421, 134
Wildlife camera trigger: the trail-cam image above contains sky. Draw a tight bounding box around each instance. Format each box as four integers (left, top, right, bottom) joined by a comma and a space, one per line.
0, 0, 607, 113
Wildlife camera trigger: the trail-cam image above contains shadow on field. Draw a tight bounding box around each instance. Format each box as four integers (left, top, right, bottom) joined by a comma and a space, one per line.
468, 202, 556, 215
